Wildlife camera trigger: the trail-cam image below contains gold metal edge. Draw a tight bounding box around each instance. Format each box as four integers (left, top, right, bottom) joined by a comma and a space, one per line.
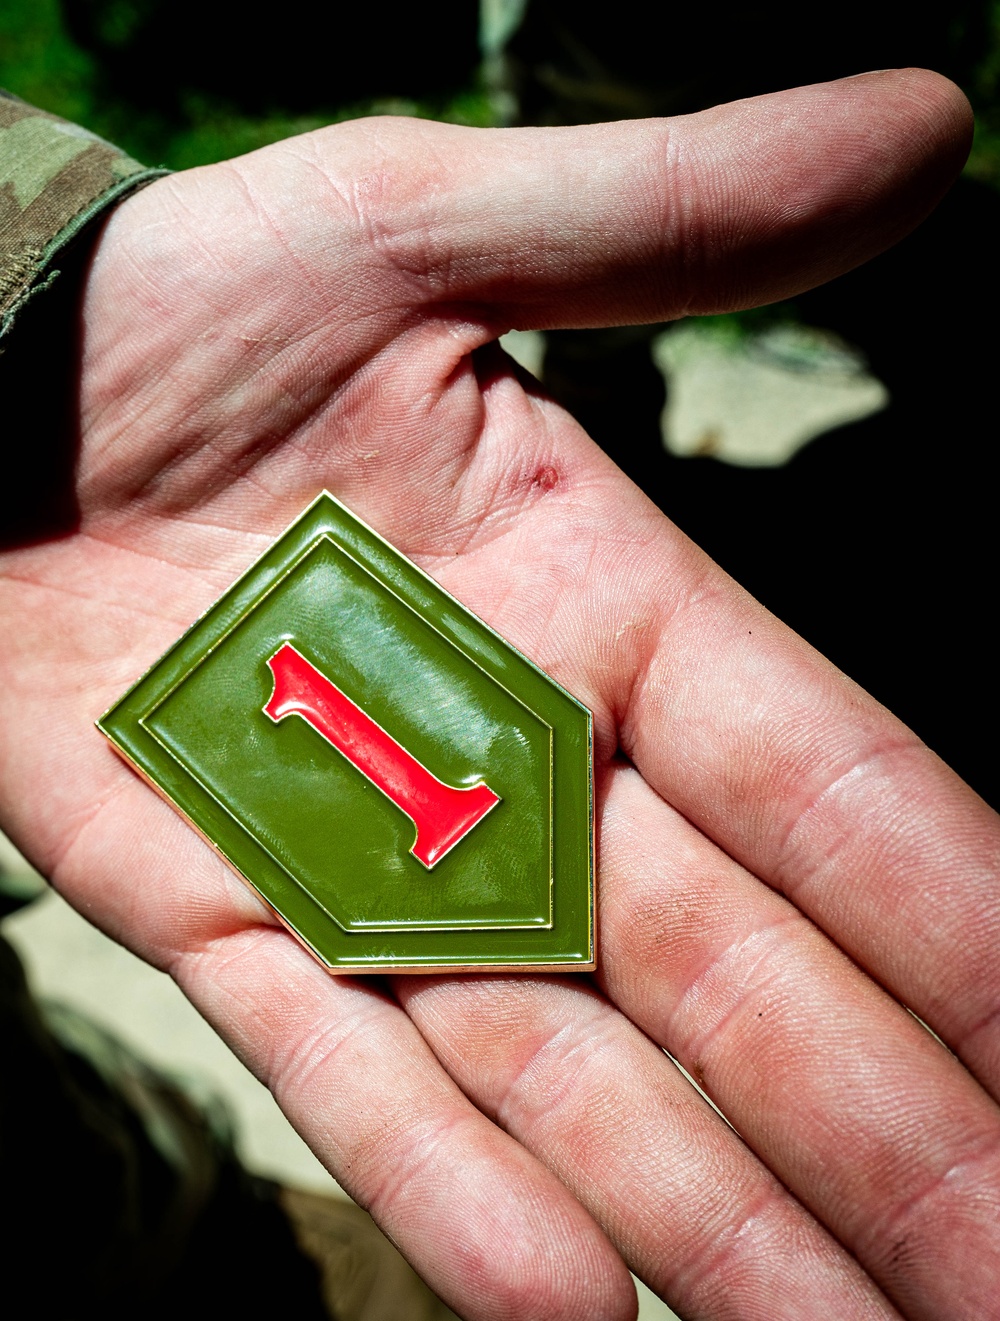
587, 708, 596, 968
94, 490, 595, 971
331, 960, 598, 975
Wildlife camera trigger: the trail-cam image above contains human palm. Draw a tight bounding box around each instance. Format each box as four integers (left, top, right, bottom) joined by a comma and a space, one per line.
3, 72, 999, 1320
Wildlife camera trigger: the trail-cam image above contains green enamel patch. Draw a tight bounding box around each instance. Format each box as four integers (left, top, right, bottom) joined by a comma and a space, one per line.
98, 494, 594, 972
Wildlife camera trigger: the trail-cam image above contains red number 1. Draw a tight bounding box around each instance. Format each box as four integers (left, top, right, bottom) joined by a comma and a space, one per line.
263, 643, 500, 868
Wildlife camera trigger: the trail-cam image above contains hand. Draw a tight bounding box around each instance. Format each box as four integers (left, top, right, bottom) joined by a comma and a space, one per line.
2, 70, 995, 1321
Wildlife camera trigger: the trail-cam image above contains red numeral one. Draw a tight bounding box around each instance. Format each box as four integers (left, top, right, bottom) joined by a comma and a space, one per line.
263, 643, 500, 868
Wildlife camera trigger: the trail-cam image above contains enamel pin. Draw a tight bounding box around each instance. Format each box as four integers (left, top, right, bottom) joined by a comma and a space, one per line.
98, 494, 594, 973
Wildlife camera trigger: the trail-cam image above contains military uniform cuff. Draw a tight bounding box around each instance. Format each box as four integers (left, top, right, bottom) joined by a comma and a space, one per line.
0, 89, 169, 341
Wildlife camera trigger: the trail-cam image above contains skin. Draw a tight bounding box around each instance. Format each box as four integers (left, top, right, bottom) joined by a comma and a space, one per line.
1, 70, 997, 1320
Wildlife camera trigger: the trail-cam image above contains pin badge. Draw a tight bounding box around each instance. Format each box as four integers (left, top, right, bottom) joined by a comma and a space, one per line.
98, 494, 594, 973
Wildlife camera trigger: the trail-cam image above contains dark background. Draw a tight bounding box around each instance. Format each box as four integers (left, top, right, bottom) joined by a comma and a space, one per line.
2, 0, 997, 806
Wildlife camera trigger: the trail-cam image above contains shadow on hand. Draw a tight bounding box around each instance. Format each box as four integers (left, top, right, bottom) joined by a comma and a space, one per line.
0, 237, 86, 551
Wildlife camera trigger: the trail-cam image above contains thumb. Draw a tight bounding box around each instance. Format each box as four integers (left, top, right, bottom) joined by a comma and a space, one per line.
320, 68, 971, 328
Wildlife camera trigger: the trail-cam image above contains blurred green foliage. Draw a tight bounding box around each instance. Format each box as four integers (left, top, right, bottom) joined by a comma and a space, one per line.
966, 2, 1000, 184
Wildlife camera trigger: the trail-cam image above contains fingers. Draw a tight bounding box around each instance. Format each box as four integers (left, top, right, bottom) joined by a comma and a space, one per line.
396, 972, 900, 1321
37, 764, 634, 1321
600, 509, 1000, 1098
171, 927, 637, 1321
408, 370, 1000, 1318
595, 764, 1000, 1320
395, 756, 1000, 1319
424, 378, 1000, 1109
309, 69, 970, 327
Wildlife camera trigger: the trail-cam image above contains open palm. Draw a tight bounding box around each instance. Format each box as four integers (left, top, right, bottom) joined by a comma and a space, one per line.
3, 72, 998, 1321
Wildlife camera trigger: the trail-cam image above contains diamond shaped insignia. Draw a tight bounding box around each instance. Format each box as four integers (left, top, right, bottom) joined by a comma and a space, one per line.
98, 493, 594, 973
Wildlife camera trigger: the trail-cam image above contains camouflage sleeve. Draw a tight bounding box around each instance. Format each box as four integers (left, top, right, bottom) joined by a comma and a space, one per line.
0, 89, 169, 341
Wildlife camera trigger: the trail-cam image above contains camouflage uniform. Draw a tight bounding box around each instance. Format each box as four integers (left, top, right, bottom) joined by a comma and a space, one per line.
1, 89, 167, 340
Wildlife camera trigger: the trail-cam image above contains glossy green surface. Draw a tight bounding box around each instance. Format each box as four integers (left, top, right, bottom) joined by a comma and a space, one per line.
98, 494, 594, 971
